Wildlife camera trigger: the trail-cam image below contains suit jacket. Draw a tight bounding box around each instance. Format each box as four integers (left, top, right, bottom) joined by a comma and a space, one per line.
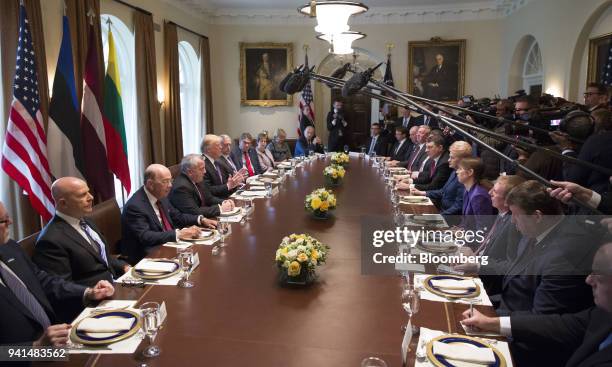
202, 156, 232, 198
326, 110, 348, 151
33, 216, 126, 287
400, 143, 427, 171
219, 154, 238, 179
230, 147, 263, 176
365, 135, 388, 157
389, 140, 412, 162
565, 131, 612, 194
426, 171, 464, 215
0, 240, 85, 344
460, 184, 494, 232
169, 173, 221, 218
511, 307, 612, 367
498, 216, 599, 317
414, 152, 451, 191
120, 187, 201, 264
477, 213, 521, 293
295, 137, 324, 157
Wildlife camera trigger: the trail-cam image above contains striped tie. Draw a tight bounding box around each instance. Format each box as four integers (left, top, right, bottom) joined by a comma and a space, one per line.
0, 262, 51, 329
79, 220, 109, 266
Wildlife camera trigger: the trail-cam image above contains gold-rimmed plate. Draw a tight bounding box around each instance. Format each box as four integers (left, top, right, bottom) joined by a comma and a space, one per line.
426, 334, 506, 367
131, 259, 180, 280
220, 207, 241, 217
417, 241, 458, 254
71, 309, 141, 346
423, 275, 481, 299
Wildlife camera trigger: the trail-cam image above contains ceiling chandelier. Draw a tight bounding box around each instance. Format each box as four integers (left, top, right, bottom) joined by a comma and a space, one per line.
298, 1, 368, 55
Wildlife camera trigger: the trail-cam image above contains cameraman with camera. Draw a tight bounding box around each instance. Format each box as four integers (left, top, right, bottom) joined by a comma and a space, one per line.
326, 98, 348, 152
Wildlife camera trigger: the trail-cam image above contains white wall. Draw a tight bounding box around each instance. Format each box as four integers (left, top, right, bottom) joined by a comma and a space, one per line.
209, 19, 503, 139
500, 0, 611, 100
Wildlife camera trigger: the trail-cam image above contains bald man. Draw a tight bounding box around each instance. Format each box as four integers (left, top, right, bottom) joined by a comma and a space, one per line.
121, 164, 215, 264
461, 243, 612, 367
33, 177, 129, 287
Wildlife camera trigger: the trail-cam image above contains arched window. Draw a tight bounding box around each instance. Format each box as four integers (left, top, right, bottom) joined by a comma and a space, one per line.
522, 40, 543, 95
101, 14, 139, 203
178, 41, 202, 155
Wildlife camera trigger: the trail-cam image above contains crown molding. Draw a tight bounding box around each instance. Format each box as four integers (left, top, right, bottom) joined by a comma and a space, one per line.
166, 0, 531, 26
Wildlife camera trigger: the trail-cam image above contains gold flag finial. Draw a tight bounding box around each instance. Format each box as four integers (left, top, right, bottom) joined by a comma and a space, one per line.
385, 43, 395, 56
87, 8, 95, 25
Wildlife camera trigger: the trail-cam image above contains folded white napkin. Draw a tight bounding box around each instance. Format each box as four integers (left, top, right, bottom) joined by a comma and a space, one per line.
432, 341, 495, 364
430, 279, 476, 290
241, 190, 267, 197
78, 317, 133, 333
135, 261, 175, 273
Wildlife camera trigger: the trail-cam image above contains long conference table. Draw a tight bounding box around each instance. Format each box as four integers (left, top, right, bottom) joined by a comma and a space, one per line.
44, 156, 505, 367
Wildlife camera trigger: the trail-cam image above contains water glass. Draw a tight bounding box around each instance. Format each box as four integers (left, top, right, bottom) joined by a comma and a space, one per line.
360, 146, 366, 158
323, 145, 329, 155
343, 145, 350, 154
140, 302, 161, 358
361, 357, 387, 367
178, 249, 194, 288
401, 286, 420, 334
264, 182, 273, 197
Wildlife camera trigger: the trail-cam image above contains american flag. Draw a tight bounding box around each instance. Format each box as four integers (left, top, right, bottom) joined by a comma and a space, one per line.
1, 5, 54, 220
298, 54, 315, 136
602, 40, 612, 86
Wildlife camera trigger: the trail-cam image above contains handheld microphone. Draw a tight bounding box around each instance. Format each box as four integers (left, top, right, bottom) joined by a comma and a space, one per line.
341, 62, 383, 97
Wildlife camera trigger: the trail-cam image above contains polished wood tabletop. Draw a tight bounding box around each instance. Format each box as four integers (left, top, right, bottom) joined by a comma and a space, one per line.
47, 156, 502, 367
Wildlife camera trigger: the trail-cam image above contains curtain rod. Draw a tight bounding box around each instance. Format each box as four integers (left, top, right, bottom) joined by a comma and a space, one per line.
167, 21, 209, 40
112, 0, 152, 16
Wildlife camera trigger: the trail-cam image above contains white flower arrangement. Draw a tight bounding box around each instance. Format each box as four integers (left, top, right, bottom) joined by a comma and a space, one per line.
275, 234, 330, 277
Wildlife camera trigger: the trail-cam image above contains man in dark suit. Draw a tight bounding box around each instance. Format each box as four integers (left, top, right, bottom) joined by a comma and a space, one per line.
326, 99, 349, 152
121, 164, 217, 264
219, 134, 248, 181
565, 130, 612, 194
169, 154, 235, 218
33, 177, 129, 287
365, 123, 388, 157
386, 107, 424, 139
385, 127, 412, 162
495, 180, 600, 317
200, 134, 243, 199
230, 133, 263, 177
295, 125, 325, 157
409, 141, 472, 216
393, 125, 431, 171
455, 175, 525, 292
399, 134, 451, 191
0, 201, 114, 346
584, 82, 610, 114
462, 242, 612, 367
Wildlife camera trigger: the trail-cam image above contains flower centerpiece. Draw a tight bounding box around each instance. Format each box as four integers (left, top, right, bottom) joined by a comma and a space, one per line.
323, 165, 345, 186
330, 152, 350, 168
304, 188, 337, 219
275, 234, 330, 285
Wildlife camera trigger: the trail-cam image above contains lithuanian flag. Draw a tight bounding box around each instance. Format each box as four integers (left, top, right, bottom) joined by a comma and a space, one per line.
103, 28, 131, 194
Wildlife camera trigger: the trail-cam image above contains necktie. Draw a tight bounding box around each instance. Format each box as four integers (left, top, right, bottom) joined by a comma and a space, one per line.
214, 161, 224, 183
224, 156, 237, 173
429, 159, 436, 178
193, 182, 204, 203
403, 117, 408, 128
156, 201, 173, 231
243, 152, 255, 176
600, 333, 612, 351
369, 137, 377, 155
408, 145, 422, 170
395, 141, 403, 156
79, 220, 109, 266
0, 261, 51, 330
475, 215, 503, 255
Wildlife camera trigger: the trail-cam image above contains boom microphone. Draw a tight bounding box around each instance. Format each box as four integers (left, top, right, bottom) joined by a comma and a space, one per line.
279, 65, 302, 93
341, 62, 383, 97
331, 63, 352, 79
282, 65, 315, 95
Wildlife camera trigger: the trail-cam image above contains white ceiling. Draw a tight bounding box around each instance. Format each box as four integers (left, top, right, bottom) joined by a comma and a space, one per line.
203, 0, 483, 9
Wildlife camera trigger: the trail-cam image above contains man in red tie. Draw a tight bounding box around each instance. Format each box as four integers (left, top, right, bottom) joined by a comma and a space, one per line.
229, 133, 263, 177
121, 164, 216, 264
395, 134, 450, 191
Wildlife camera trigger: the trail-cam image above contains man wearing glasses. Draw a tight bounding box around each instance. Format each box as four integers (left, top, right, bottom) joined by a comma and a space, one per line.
120, 164, 216, 264
584, 83, 610, 113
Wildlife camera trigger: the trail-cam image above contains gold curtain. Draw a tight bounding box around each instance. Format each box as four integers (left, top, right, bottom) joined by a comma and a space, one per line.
134, 11, 163, 166
200, 36, 214, 134
163, 22, 183, 165
0, 0, 51, 238
65, 0, 103, 100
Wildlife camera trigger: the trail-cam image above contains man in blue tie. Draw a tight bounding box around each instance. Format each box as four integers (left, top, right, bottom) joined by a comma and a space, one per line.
462, 242, 612, 367
0, 201, 115, 346
365, 123, 388, 156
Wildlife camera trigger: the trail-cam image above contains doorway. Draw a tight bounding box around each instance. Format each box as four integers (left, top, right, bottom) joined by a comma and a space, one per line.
330, 89, 371, 150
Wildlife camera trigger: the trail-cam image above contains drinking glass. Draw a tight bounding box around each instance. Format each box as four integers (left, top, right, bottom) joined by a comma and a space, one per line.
361, 357, 387, 367
323, 145, 329, 155
360, 146, 366, 158
401, 285, 420, 334
178, 249, 194, 288
343, 145, 350, 154
264, 182, 273, 198
140, 302, 161, 358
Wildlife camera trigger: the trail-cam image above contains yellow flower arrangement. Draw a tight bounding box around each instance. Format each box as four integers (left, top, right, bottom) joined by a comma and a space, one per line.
275, 234, 330, 279
331, 152, 350, 165
323, 165, 346, 185
305, 188, 337, 217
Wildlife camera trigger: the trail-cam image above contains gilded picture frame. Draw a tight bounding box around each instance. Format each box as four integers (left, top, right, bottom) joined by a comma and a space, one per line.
587, 32, 612, 84
408, 38, 466, 102
240, 42, 294, 107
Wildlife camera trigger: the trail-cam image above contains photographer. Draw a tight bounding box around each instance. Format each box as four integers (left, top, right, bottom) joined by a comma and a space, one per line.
513, 95, 553, 145
326, 98, 348, 152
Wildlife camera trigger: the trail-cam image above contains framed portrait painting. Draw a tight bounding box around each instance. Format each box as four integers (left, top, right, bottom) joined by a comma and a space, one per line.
587, 32, 612, 84
408, 38, 466, 102
240, 42, 293, 107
